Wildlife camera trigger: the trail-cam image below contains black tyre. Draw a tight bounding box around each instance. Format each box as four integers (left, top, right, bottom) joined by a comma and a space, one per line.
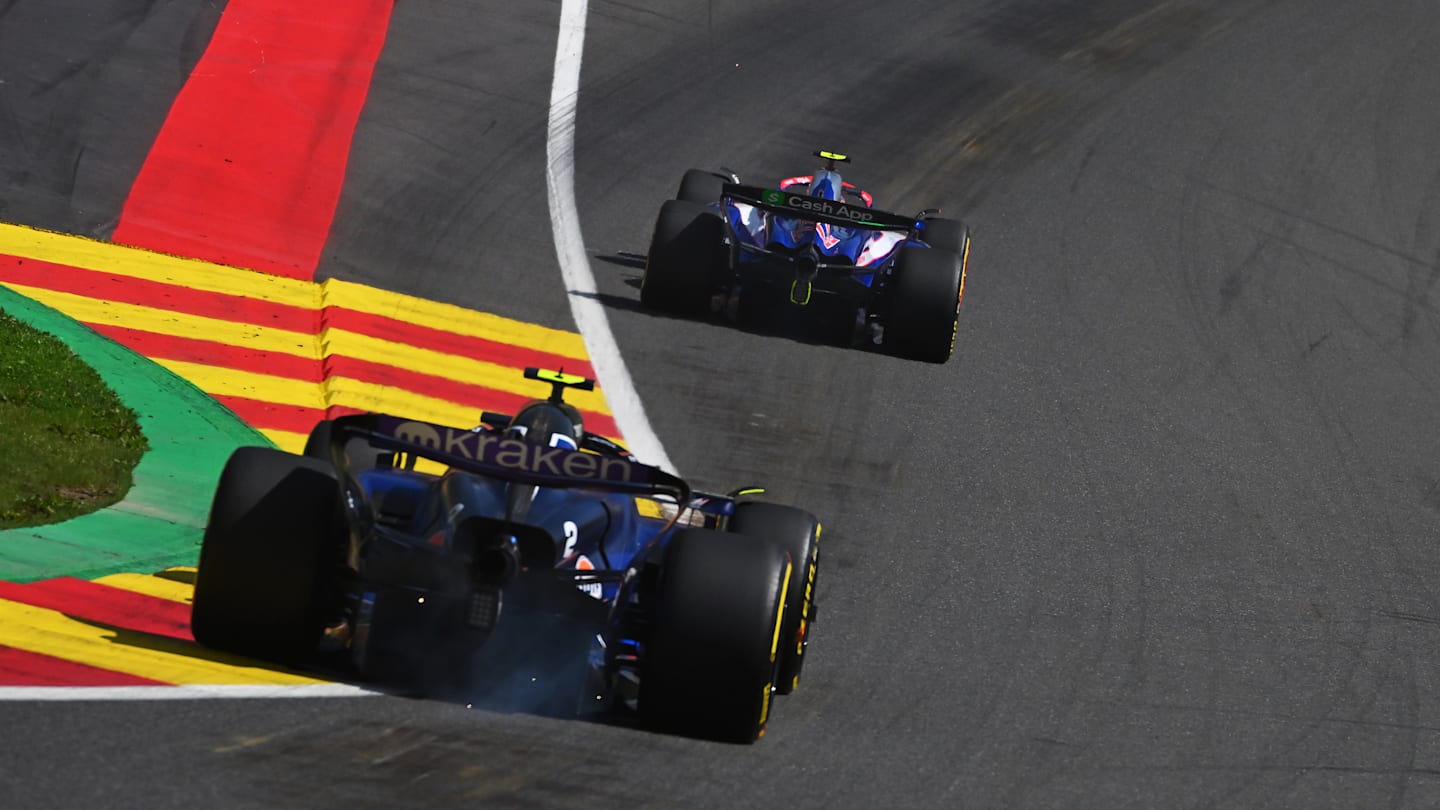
677, 169, 727, 204
302, 419, 334, 459
641, 199, 724, 314
885, 245, 965, 363
921, 217, 966, 254
304, 418, 384, 470
730, 502, 820, 695
191, 447, 344, 663
640, 529, 789, 743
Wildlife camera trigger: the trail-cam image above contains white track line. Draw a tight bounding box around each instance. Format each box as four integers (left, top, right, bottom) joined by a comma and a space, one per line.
0, 684, 381, 701
546, 0, 677, 474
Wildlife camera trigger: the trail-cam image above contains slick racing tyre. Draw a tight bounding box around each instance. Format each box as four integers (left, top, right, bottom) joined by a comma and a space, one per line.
677, 168, 729, 204
885, 245, 966, 363
920, 217, 967, 254
303, 419, 386, 470
641, 199, 724, 314
640, 528, 789, 743
191, 447, 344, 664
729, 502, 820, 695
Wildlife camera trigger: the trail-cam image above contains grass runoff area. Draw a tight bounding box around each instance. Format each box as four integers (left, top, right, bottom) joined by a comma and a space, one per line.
0, 308, 147, 528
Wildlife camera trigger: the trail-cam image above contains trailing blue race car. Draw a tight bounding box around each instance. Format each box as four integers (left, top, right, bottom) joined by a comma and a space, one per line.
641, 150, 970, 363
190, 368, 820, 744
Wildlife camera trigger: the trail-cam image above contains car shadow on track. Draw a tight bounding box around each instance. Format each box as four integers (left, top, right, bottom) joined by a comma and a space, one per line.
64, 614, 324, 680
589, 251, 893, 356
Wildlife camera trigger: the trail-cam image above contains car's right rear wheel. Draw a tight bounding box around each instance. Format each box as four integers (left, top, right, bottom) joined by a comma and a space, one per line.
640, 528, 789, 743
641, 199, 724, 314
884, 245, 965, 363
920, 217, 966, 254
729, 502, 820, 695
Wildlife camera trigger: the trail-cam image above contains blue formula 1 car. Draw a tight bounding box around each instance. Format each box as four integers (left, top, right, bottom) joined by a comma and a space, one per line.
640, 150, 970, 363
190, 368, 820, 744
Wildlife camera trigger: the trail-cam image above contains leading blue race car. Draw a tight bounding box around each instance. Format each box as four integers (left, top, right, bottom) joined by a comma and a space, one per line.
190, 368, 820, 744
640, 150, 970, 363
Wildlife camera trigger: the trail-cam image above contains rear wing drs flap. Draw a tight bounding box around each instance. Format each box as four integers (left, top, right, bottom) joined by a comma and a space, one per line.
722, 182, 919, 232
329, 413, 691, 507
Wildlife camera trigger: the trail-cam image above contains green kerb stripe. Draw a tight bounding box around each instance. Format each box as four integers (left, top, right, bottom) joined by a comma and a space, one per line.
0, 287, 273, 582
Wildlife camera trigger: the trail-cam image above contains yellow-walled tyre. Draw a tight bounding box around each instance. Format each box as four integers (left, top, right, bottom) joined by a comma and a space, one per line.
639, 528, 789, 743
885, 244, 964, 363
730, 502, 820, 695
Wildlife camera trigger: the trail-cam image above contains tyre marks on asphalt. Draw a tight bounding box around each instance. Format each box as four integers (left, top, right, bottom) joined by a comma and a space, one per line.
0, 223, 619, 454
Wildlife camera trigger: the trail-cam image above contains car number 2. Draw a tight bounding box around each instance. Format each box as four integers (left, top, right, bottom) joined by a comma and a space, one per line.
562, 520, 579, 558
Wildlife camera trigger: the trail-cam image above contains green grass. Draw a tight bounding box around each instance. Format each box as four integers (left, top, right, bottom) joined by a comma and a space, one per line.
0, 308, 147, 528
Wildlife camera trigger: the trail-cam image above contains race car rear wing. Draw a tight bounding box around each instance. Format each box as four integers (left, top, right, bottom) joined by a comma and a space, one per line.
722, 182, 919, 232
328, 413, 690, 507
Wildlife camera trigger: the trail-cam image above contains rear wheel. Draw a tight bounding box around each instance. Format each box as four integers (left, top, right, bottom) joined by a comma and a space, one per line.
677, 168, 728, 204
730, 502, 820, 695
191, 447, 344, 664
641, 199, 725, 314
640, 529, 789, 743
884, 245, 965, 363
304, 418, 385, 470
921, 217, 966, 254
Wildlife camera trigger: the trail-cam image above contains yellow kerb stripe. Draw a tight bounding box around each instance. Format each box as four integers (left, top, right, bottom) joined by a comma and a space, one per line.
324, 279, 589, 359
321, 329, 612, 414
0, 224, 591, 359
158, 362, 588, 431
261, 430, 308, 455
0, 599, 324, 684
0, 223, 318, 307
2, 283, 321, 358
92, 573, 194, 605
156, 361, 324, 409
0, 285, 612, 418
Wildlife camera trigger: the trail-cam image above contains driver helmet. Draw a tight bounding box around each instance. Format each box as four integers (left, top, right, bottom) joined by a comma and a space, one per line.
807, 169, 845, 202
505, 401, 583, 450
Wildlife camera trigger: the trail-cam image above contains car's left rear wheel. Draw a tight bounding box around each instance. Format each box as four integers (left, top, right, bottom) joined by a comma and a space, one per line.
676, 168, 728, 204
191, 447, 344, 664
641, 199, 725, 314
303, 418, 388, 470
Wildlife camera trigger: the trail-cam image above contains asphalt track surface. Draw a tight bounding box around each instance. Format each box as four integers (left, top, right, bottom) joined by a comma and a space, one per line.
4, 0, 1440, 806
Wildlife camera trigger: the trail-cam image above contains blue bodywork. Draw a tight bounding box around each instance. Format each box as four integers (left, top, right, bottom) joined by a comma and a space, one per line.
729, 172, 888, 284
715, 168, 939, 315
354, 463, 672, 606
326, 410, 738, 710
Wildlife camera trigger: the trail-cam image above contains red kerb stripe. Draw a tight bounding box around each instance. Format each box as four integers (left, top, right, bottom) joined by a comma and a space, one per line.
0, 579, 193, 641
0, 645, 167, 687
88, 324, 322, 382
213, 397, 363, 435
112, 0, 396, 279
0, 255, 316, 330
324, 308, 597, 377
